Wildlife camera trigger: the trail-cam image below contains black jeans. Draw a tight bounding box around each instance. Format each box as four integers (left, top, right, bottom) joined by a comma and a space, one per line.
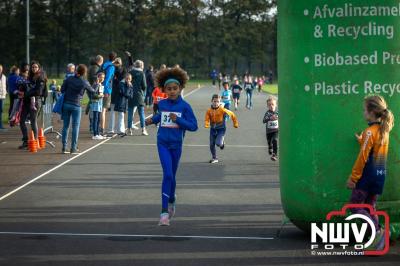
8, 93, 17, 118
20, 102, 39, 142
267, 131, 278, 155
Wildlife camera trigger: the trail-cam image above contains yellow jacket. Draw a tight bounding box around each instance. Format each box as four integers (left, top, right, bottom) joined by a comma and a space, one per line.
205, 105, 239, 129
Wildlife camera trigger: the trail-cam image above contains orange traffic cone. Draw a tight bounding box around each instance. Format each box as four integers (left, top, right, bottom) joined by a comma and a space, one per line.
28, 130, 38, 153
38, 128, 46, 149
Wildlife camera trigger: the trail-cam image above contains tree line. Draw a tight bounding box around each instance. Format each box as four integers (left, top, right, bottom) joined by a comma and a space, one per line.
0, 0, 277, 78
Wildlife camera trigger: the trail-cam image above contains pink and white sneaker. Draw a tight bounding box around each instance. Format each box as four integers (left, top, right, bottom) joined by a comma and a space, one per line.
168, 203, 176, 219
158, 213, 170, 226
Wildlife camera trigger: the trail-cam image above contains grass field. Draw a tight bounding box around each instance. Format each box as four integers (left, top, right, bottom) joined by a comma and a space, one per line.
262, 83, 278, 95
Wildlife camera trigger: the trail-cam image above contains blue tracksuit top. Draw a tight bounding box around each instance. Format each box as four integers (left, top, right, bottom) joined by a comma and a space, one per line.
152, 96, 198, 149
101, 61, 115, 95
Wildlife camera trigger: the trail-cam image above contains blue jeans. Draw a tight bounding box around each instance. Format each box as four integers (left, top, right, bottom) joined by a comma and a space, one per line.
62, 103, 82, 150
246, 90, 253, 108
158, 143, 182, 212
127, 105, 145, 128
0, 99, 4, 128
92, 111, 101, 136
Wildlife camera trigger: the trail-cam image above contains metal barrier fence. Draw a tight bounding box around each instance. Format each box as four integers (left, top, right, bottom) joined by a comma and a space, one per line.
38, 90, 61, 147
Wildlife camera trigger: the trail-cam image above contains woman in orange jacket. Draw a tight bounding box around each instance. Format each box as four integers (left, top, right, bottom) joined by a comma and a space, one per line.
205, 94, 239, 163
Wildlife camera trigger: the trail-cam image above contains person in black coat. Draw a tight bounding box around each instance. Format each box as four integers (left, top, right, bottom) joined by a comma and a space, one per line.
145, 65, 155, 107
18, 61, 47, 149
114, 73, 133, 135
108, 57, 126, 134
128, 60, 148, 136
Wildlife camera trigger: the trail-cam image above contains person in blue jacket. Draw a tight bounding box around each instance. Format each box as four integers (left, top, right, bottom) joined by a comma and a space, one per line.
145, 67, 198, 226
100, 52, 117, 135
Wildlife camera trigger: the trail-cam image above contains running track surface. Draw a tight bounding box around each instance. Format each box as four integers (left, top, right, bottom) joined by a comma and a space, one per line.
0, 86, 399, 266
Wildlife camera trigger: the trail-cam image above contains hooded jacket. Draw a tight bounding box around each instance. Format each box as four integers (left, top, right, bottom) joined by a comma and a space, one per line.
152, 96, 198, 149
101, 61, 115, 95
128, 67, 147, 107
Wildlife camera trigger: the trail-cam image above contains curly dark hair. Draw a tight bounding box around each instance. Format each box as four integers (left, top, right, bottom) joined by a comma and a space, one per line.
155, 67, 189, 88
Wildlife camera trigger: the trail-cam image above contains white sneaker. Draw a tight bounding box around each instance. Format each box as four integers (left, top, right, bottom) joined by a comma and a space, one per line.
129, 128, 133, 136
142, 128, 149, 136
132, 125, 139, 130
209, 158, 219, 164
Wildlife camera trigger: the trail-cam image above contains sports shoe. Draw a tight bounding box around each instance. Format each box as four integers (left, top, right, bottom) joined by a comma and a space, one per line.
271, 154, 277, 161
220, 141, 225, 150
168, 203, 176, 219
366, 229, 385, 251
18, 142, 28, 150
70, 149, 81, 155
209, 158, 219, 164
129, 128, 133, 136
158, 213, 170, 226
142, 128, 149, 136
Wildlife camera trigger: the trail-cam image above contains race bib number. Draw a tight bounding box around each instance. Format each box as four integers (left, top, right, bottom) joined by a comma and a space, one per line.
161, 112, 182, 128
233, 89, 240, 93
267, 120, 279, 129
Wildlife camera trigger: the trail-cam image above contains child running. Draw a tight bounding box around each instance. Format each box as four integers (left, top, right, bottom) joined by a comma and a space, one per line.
220, 81, 233, 110
90, 72, 105, 140
231, 79, 243, 110
145, 67, 198, 226
205, 94, 239, 164
263, 96, 279, 161
346, 95, 394, 250
152, 86, 167, 115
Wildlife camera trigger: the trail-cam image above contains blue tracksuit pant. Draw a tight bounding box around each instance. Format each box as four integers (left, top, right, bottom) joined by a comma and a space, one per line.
210, 128, 226, 159
158, 143, 182, 212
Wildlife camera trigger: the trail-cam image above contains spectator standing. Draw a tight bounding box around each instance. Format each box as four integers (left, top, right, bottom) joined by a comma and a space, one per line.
145, 65, 155, 108
61, 64, 95, 154
109, 57, 125, 134
7, 66, 20, 118
128, 60, 148, 136
18, 61, 47, 149
101, 52, 117, 135
0, 64, 7, 130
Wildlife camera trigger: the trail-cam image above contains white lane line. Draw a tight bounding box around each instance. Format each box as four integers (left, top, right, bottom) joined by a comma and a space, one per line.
105, 143, 268, 148
0, 86, 204, 201
0, 138, 110, 201
0, 231, 274, 240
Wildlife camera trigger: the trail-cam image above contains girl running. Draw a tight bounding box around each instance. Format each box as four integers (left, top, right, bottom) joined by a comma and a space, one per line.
346, 95, 394, 250
205, 94, 239, 164
145, 67, 198, 226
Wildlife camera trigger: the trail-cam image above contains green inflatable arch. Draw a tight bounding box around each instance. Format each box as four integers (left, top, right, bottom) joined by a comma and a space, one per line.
278, 0, 400, 239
